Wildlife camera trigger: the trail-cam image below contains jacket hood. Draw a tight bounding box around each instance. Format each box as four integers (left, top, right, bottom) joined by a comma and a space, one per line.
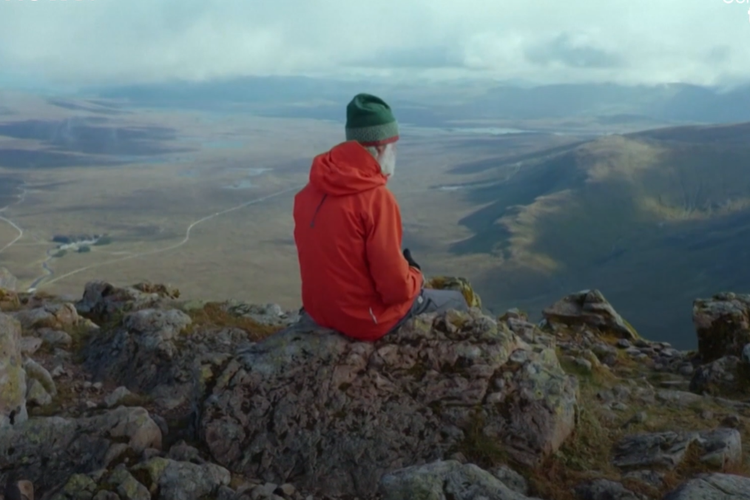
309, 141, 387, 196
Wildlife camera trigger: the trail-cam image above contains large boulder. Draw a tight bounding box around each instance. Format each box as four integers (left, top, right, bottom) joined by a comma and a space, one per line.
693, 292, 750, 363
0, 312, 27, 428
199, 309, 579, 498
542, 289, 639, 340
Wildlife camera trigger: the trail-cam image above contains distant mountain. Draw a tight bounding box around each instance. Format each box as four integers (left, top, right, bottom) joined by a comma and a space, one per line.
448, 121, 750, 348
81, 77, 750, 126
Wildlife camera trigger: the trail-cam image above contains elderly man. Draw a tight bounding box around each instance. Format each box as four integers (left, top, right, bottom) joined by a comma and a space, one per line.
292, 93, 469, 341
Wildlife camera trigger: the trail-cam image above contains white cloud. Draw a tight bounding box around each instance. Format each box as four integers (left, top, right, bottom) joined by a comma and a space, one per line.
1, 0, 749, 87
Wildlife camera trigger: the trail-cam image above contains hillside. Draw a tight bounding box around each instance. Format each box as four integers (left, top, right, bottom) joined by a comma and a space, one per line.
449, 122, 750, 349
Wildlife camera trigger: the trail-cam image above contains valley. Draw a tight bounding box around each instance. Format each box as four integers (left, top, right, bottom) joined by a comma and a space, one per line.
1, 90, 748, 349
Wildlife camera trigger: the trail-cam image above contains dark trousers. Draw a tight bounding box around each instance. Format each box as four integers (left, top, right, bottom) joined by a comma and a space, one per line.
296, 288, 470, 336
386, 287, 470, 333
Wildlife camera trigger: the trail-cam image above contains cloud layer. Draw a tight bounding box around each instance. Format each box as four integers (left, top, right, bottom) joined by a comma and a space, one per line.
1, 0, 749, 87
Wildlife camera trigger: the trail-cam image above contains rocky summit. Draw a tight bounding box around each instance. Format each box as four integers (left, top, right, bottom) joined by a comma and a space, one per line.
1, 280, 750, 500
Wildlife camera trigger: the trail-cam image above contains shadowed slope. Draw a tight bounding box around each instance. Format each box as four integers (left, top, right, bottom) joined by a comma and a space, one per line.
450, 123, 750, 348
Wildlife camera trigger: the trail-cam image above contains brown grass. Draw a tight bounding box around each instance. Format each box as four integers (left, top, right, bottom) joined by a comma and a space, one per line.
184, 302, 284, 341
509, 357, 750, 500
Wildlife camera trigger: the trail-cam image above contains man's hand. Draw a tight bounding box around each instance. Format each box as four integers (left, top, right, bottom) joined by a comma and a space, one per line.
403, 248, 421, 270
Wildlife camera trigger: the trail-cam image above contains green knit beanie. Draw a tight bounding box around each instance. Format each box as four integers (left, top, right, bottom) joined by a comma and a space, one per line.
345, 93, 399, 146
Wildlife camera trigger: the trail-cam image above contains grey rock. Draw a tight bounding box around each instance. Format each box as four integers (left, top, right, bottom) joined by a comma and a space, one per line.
0, 406, 162, 492
76, 280, 180, 319
574, 357, 593, 372
129, 457, 231, 500
157, 459, 232, 500
612, 428, 741, 471
223, 300, 300, 328
663, 473, 750, 499
490, 465, 529, 495
50, 473, 98, 500
542, 289, 639, 340
24, 358, 57, 397
591, 342, 617, 360
693, 293, 750, 362
621, 411, 647, 429
617, 339, 632, 349
18, 336, 43, 355
40, 328, 74, 349
0, 312, 27, 428
105, 386, 134, 408
622, 469, 664, 488
678, 364, 694, 377
574, 478, 645, 500
93, 492, 120, 500
0, 266, 18, 291
742, 343, 750, 365
690, 356, 744, 396
655, 389, 704, 407
26, 378, 53, 407
378, 460, 534, 500
81, 306, 246, 410
167, 440, 205, 464
13, 302, 80, 330
108, 467, 151, 500
200, 310, 578, 498
721, 414, 742, 428
697, 428, 743, 469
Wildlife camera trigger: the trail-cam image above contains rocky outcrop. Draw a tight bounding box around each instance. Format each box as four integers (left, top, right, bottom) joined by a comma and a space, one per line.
542, 289, 639, 340
199, 309, 578, 498
693, 292, 750, 363
2, 278, 750, 499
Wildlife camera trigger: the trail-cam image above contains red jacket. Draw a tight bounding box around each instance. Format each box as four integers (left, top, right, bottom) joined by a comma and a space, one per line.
293, 141, 422, 341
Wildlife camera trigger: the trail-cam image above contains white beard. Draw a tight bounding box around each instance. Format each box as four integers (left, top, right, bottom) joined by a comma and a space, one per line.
379, 143, 397, 177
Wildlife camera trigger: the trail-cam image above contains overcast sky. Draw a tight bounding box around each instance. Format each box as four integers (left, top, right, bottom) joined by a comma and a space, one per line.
2, 0, 749, 89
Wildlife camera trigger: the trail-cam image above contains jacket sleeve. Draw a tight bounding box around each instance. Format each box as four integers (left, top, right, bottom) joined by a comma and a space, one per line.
364, 188, 423, 305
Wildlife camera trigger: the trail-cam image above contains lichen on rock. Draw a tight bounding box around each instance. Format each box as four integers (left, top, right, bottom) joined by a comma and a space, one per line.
199, 307, 578, 498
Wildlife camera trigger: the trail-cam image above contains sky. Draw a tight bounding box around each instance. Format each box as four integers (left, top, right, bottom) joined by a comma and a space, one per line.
1, 0, 750, 89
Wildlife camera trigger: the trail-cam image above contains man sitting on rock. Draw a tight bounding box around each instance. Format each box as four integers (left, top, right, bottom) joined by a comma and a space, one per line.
292, 93, 469, 341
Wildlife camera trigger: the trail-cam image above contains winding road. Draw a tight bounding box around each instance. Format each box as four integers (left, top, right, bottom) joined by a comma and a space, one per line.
0, 215, 23, 255
0, 184, 28, 256
36, 184, 304, 291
